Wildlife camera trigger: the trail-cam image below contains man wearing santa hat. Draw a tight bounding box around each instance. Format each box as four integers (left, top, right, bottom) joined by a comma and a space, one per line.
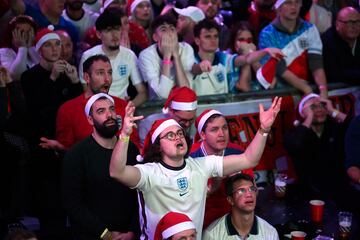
20, 25, 83, 239
190, 109, 254, 229
284, 93, 360, 213
138, 86, 197, 145
109, 96, 282, 239
154, 212, 196, 240
257, 0, 328, 98
62, 93, 140, 240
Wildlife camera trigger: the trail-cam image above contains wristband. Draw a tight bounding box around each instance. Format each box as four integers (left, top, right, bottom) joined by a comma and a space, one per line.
331, 110, 339, 118
258, 126, 270, 137
319, 85, 327, 91
162, 59, 172, 65
119, 134, 130, 142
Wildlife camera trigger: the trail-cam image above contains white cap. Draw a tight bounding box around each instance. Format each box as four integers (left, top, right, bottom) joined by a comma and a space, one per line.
274, 0, 286, 9
174, 6, 205, 23
84, 93, 114, 117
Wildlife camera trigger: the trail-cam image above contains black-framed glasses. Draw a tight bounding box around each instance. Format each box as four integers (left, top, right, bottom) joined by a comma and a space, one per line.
159, 129, 185, 141
233, 186, 258, 196
337, 19, 360, 27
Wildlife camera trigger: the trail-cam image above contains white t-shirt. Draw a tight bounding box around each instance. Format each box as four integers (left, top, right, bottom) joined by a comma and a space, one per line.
203, 214, 279, 240
133, 156, 224, 240
79, 45, 143, 98
62, 9, 98, 40
138, 42, 195, 100
83, 0, 102, 13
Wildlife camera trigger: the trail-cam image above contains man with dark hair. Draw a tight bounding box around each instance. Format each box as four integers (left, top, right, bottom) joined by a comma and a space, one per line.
40, 54, 141, 150
79, 8, 147, 106
203, 173, 279, 239
190, 109, 254, 228
62, 93, 140, 240
191, 19, 283, 96
138, 14, 195, 100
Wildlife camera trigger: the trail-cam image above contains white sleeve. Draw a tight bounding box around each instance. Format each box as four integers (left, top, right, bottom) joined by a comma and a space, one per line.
308, 25, 323, 55
0, 48, 28, 81
202, 155, 224, 178
138, 49, 174, 99
129, 51, 143, 85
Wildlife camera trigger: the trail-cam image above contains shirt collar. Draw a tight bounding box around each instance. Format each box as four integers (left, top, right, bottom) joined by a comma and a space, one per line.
226, 213, 259, 237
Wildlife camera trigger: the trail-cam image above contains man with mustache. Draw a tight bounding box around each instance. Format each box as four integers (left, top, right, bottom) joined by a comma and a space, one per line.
62, 93, 140, 240
40, 54, 141, 151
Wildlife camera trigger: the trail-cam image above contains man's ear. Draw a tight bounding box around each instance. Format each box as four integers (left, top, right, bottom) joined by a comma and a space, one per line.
152, 32, 159, 43
96, 30, 102, 40
200, 131, 206, 141
227, 196, 234, 206
194, 37, 200, 47
87, 114, 94, 126
84, 71, 91, 85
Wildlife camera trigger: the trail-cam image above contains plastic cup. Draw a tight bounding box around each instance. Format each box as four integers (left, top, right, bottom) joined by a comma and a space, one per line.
310, 200, 325, 223
291, 231, 306, 240
338, 211, 352, 239
274, 174, 287, 198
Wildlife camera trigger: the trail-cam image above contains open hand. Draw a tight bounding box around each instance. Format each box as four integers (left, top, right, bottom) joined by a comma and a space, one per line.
121, 101, 144, 137
259, 96, 282, 130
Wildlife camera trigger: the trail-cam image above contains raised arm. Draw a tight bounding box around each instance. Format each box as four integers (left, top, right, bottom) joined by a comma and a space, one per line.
223, 97, 282, 176
109, 101, 143, 188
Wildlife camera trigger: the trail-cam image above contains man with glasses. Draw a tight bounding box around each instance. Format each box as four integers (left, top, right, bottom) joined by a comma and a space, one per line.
203, 173, 279, 239
284, 94, 360, 212
258, 0, 328, 98
138, 86, 197, 145
322, 6, 360, 84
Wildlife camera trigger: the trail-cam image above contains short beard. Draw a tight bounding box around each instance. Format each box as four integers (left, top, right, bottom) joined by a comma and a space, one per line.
94, 118, 119, 139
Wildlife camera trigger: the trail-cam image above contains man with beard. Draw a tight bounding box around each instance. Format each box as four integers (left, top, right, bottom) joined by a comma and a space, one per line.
62, 0, 99, 40
40, 54, 141, 150
62, 93, 140, 240
79, 8, 147, 106
174, 6, 205, 46
203, 173, 279, 239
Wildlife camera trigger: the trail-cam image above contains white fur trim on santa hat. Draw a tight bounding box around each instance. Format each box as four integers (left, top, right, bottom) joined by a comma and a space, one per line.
130, 0, 150, 13
35, 30, 60, 51
298, 93, 319, 117
197, 110, 222, 134
162, 221, 196, 239
171, 100, 197, 111
151, 119, 180, 143
274, 0, 287, 9
84, 93, 114, 117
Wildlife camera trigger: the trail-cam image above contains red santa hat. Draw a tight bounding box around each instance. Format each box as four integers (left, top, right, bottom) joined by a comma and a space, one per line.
256, 56, 281, 89
128, 0, 150, 14
137, 118, 181, 162
193, 109, 222, 142
154, 212, 196, 240
162, 87, 197, 114
84, 93, 115, 117
274, 0, 287, 9
298, 93, 319, 118
35, 25, 60, 51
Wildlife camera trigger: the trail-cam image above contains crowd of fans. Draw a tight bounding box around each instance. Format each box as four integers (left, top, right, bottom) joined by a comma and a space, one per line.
0, 0, 360, 239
